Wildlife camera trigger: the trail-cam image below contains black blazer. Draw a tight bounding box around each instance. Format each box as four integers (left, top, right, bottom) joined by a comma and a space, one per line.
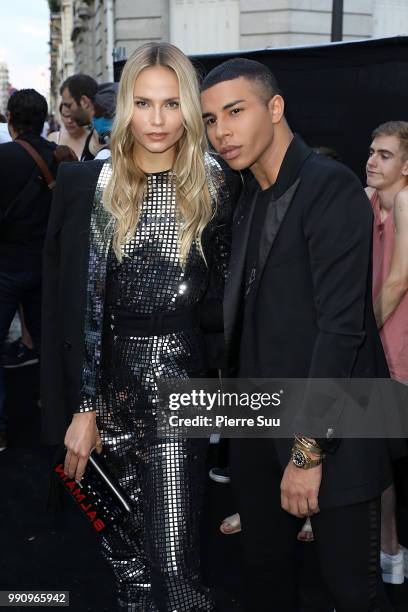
41, 161, 100, 445
225, 135, 393, 508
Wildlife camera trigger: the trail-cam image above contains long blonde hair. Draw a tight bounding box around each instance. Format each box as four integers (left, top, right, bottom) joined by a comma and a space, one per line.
103, 42, 213, 263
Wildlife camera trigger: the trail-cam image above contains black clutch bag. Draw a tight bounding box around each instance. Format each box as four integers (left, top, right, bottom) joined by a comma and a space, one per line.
52, 447, 132, 534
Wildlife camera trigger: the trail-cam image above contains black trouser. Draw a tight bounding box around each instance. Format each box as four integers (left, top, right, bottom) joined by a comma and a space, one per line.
0, 268, 42, 431
230, 439, 392, 612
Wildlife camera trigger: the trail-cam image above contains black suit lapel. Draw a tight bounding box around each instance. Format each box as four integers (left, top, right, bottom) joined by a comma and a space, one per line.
224, 135, 313, 351
256, 178, 301, 286
255, 135, 313, 289
224, 188, 258, 348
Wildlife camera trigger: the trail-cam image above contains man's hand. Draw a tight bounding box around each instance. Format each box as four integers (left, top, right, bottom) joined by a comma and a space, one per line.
64, 412, 102, 482
280, 460, 322, 518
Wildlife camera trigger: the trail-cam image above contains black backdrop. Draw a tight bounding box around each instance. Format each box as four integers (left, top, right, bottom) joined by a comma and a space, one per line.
114, 36, 408, 182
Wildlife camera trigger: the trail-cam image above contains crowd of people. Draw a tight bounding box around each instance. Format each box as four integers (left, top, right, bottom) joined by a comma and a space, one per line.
0, 41, 407, 612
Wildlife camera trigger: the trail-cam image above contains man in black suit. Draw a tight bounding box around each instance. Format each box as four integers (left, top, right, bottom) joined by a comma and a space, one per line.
201, 59, 393, 611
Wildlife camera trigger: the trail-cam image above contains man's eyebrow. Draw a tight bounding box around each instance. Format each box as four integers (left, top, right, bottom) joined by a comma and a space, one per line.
202, 99, 246, 119
370, 147, 394, 156
223, 98, 245, 110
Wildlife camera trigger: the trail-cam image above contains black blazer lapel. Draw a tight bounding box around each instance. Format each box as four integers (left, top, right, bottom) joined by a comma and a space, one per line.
81, 161, 114, 399
256, 178, 301, 288
255, 135, 313, 286
224, 188, 258, 349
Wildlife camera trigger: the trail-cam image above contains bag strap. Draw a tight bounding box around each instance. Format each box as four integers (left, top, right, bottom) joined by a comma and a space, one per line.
15, 139, 56, 189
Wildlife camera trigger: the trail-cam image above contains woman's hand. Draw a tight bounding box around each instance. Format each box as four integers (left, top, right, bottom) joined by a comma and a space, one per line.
64, 412, 102, 482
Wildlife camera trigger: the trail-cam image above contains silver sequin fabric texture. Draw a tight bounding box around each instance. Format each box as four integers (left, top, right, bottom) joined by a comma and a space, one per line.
79, 160, 231, 611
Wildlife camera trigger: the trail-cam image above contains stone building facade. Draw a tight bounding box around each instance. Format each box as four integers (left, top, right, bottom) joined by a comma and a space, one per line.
0, 61, 10, 115
49, 0, 408, 110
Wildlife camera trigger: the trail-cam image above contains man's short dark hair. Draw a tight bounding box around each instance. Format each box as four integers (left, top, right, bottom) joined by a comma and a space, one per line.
201, 58, 282, 104
7, 89, 48, 135
0, 112, 7, 123
60, 74, 98, 104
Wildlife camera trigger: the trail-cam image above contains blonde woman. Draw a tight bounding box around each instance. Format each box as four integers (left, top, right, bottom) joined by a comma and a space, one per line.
41, 43, 236, 610
48, 103, 90, 160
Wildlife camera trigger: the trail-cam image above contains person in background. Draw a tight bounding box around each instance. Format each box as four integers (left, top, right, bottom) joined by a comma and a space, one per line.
3, 82, 118, 368
3, 103, 89, 368
2, 305, 39, 370
60, 73, 101, 160
41, 118, 50, 140
366, 120, 408, 585
4, 85, 107, 368
60, 75, 118, 162
48, 103, 91, 160
0, 115, 38, 372
0, 113, 11, 144
92, 82, 118, 160
47, 112, 59, 135
0, 89, 75, 452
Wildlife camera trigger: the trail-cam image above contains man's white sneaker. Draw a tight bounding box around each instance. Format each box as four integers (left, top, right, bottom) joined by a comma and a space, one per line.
380, 549, 405, 584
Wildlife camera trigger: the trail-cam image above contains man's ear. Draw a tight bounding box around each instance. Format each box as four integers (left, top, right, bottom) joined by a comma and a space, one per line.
7, 118, 17, 139
268, 94, 285, 125
402, 158, 408, 178
80, 95, 92, 109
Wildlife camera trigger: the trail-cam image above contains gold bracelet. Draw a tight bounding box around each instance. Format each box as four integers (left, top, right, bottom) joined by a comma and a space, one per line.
294, 435, 322, 455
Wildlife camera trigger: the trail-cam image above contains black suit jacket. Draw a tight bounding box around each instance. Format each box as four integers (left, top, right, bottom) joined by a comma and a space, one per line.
226, 135, 392, 508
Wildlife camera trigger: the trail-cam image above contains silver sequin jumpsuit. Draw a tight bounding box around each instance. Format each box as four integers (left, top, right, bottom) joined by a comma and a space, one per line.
87, 165, 230, 611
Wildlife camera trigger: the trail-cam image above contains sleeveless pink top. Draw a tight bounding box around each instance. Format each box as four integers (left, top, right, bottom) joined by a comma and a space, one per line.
371, 191, 408, 382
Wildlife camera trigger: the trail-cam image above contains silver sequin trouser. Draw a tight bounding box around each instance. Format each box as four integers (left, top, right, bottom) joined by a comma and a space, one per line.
92, 169, 227, 611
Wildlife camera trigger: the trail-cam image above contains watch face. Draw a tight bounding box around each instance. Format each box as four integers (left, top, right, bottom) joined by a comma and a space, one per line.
292, 449, 306, 468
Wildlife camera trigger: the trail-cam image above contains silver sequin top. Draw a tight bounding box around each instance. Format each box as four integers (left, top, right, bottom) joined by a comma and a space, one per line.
106, 170, 207, 314
78, 157, 231, 410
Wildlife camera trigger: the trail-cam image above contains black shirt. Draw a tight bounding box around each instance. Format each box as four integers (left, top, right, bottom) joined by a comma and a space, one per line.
244, 184, 273, 300
239, 184, 273, 374
0, 132, 58, 271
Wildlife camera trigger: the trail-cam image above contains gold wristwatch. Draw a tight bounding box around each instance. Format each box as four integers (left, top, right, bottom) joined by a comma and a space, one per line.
291, 445, 323, 469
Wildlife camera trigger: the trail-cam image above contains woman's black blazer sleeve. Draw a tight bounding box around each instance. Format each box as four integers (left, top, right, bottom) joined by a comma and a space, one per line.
41, 163, 70, 445
41, 160, 102, 445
